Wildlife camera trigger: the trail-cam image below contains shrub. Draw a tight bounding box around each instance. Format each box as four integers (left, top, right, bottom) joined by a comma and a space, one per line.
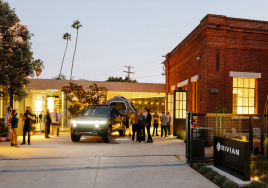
251, 160, 268, 176
0, 132, 7, 137
261, 174, 268, 184
249, 180, 267, 188
200, 166, 212, 175
177, 131, 186, 140
214, 174, 227, 185
194, 163, 205, 170
223, 180, 237, 188
205, 170, 218, 180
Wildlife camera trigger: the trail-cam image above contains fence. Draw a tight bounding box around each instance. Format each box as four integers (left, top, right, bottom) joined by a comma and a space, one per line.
186, 112, 268, 163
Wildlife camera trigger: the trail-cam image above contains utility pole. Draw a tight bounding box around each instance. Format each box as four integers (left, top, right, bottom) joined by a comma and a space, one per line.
123, 66, 135, 80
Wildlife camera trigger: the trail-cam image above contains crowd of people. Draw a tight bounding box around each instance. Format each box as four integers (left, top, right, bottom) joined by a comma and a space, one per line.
127, 109, 172, 144
4, 106, 171, 146
4, 106, 61, 148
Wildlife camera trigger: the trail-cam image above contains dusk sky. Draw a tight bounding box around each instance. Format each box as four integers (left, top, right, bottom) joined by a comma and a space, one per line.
7, 0, 268, 83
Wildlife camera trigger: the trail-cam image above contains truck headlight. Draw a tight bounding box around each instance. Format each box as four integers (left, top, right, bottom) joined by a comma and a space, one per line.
71, 120, 77, 127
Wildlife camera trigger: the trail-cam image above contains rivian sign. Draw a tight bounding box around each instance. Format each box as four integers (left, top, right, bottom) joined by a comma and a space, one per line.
214, 136, 250, 181
216, 142, 239, 156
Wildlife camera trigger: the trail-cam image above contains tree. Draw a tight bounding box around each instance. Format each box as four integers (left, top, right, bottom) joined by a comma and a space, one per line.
0, 0, 41, 107
59, 33, 71, 77
62, 82, 108, 118
52, 74, 66, 80
70, 20, 82, 80
106, 76, 138, 83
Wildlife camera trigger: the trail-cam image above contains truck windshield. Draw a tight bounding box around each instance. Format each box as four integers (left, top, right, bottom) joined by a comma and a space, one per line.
83, 108, 111, 117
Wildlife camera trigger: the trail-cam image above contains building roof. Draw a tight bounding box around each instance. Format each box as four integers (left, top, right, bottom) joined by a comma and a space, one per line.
165, 14, 268, 58
26, 78, 165, 93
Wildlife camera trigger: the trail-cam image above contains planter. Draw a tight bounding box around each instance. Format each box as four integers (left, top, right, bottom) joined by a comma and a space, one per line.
0, 137, 7, 142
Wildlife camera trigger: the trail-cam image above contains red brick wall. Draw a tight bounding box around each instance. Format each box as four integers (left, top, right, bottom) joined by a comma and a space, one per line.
165, 14, 268, 114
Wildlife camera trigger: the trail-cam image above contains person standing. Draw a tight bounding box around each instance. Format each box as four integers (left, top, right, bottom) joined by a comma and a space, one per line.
10, 110, 19, 148
160, 111, 167, 138
166, 112, 171, 137
131, 111, 140, 144
44, 109, 51, 138
4, 107, 12, 142
125, 115, 131, 138
20, 107, 35, 145
139, 109, 146, 142
52, 111, 59, 136
145, 109, 153, 143
152, 111, 159, 136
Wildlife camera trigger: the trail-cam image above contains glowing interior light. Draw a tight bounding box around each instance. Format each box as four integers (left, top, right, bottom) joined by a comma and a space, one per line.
255, 177, 258, 180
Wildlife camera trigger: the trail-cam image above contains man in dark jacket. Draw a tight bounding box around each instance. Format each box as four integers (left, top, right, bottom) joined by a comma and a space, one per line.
145, 109, 153, 143
138, 110, 146, 142
45, 109, 52, 138
21, 107, 35, 145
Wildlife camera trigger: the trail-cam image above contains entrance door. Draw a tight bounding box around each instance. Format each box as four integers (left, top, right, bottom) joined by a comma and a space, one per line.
173, 90, 187, 136
167, 93, 174, 136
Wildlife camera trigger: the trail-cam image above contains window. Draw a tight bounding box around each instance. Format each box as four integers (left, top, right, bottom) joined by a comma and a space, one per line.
233, 78, 255, 114
175, 91, 187, 119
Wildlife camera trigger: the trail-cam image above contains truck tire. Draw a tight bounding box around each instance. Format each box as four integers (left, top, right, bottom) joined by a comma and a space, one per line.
103, 126, 112, 143
71, 133, 81, 142
118, 125, 125, 136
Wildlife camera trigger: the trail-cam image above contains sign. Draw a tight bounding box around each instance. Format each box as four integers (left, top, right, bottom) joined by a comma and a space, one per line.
214, 136, 250, 181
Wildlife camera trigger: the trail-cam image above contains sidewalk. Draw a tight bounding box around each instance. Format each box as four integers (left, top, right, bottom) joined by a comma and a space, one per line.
0, 156, 218, 188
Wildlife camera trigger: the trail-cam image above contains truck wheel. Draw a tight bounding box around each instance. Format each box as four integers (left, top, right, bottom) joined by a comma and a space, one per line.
103, 126, 112, 143
119, 125, 125, 136
71, 133, 81, 142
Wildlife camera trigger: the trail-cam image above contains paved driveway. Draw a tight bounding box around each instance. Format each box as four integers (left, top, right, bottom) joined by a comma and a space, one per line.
0, 132, 218, 188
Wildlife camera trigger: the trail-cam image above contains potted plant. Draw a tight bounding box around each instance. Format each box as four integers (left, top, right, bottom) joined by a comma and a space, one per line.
30, 125, 36, 135
0, 120, 8, 141
0, 132, 7, 141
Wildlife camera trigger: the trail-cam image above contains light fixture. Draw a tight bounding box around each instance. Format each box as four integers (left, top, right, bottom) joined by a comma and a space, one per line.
255, 177, 259, 180
157, 103, 159, 105
139, 101, 141, 104
145, 102, 147, 104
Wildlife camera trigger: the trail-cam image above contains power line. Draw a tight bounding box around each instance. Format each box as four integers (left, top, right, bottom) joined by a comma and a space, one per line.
134, 75, 162, 79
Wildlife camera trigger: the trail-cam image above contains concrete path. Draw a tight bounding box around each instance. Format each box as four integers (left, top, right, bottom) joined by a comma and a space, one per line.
0, 132, 218, 188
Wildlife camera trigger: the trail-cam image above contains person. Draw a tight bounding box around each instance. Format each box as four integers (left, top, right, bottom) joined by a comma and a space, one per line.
125, 115, 131, 138
21, 107, 35, 145
52, 110, 59, 136
166, 112, 171, 137
152, 111, 159, 136
4, 107, 12, 142
44, 109, 51, 138
160, 111, 167, 138
145, 109, 153, 143
131, 111, 140, 144
139, 109, 146, 142
9, 110, 19, 147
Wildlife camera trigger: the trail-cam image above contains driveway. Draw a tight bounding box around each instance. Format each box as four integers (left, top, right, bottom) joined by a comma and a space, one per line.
0, 132, 218, 188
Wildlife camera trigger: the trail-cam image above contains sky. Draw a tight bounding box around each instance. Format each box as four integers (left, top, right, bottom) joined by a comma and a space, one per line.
6, 0, 268, 83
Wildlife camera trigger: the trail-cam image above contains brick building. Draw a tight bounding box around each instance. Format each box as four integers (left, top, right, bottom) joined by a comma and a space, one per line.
164, 14, 268, 134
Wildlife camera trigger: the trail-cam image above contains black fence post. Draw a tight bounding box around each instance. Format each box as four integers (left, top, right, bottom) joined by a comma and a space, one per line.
261, 115, 264, 155
186, 111, 190, 163
190, 118, 194, 167
249, 116, 253, 153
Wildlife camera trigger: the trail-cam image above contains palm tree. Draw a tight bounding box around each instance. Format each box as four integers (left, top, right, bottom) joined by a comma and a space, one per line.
70, 20, 82, 80
59, 33, 71, 77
